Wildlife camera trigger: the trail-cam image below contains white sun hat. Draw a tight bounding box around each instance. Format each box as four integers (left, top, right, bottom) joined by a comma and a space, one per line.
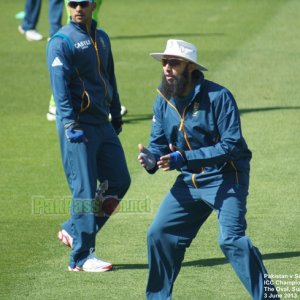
150, 39, 207, 71
67, 0, 94, 2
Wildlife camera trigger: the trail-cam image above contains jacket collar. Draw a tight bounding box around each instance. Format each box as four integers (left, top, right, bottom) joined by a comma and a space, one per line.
69, 19, 97, 35
192, 74, 205, 100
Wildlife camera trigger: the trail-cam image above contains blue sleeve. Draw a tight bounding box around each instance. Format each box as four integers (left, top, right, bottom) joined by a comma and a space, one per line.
148, 96, 170, 161
107, 47, 121, 119
185, 89, 247, 167
47, 37, 76, 126
97, 30, 121, 120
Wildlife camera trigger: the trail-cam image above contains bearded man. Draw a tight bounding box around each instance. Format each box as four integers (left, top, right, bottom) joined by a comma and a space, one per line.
138, 39, 278, 300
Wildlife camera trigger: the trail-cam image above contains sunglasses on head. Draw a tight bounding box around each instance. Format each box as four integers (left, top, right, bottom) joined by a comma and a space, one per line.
68, 1, 90, 9
161, 58, 187, 67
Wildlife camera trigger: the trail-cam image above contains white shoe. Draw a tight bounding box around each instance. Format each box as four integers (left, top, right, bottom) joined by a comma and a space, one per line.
58, 229, 73, 248
18, 25, 25, 35
81, 253, 113, 272
47, 106, 56, 121
68, 266, 81, 272
108, 105, 128, 121
120, 105, 128, 116
25, 29, 43, 41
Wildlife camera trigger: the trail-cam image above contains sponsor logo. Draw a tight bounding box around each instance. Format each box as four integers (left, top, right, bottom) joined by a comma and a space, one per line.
74, 39, 92, 50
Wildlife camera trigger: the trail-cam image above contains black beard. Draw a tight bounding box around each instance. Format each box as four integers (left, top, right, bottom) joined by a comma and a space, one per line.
160, 66, 189, 98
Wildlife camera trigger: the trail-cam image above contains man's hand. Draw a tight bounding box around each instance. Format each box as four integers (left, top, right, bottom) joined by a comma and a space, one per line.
157, 144, 186, 171
64, 122, 88, 143
137, 144, 157, 170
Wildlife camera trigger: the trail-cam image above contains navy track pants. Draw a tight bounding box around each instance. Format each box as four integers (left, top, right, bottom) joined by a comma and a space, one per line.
146, 184, 278, 299
56, 120, 131, 268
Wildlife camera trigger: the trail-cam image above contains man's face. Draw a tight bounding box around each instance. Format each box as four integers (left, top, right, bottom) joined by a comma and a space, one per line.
161, 57, 190, 98
68, 1, 95, 25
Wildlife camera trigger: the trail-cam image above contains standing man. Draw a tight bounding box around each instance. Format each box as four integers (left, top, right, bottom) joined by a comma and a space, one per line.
47, 0, 131, 272
18, 0, 64, 41
138, 39, 278, 299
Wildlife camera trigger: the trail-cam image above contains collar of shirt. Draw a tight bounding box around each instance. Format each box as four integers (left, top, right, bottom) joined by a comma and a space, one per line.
70, 19, 97, 36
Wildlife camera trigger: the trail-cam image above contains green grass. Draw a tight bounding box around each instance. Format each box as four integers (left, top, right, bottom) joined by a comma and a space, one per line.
1, 0, 300, 299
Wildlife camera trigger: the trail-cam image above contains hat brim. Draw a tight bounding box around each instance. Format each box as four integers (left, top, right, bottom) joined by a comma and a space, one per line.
150, 53, 208, 71
68, 0, 94, 2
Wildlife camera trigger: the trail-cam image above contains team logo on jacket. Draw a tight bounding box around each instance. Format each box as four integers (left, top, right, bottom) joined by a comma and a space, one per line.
192, 101, 200, 117
74, 39, 92, 50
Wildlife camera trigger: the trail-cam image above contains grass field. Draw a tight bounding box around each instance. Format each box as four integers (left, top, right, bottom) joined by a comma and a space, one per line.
1, 0, 300, 299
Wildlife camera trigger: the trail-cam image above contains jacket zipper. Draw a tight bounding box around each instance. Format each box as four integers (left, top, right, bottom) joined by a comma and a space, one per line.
157, 89, 204, 188
74, 27, 108, 119
157, 89, 191, 148
87, 27, 108, 97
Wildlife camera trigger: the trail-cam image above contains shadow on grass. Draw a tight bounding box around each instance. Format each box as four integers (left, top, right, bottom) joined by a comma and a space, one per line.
111, 32, 224, 41
123, 106, 300, 124
123, 114, 153, 124
183, 251, 300, 268
114, 251, 300, 270
240, 106, 300, 115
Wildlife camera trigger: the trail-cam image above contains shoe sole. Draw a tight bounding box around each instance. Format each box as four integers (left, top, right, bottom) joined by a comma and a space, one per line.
68, 265, 113, 272
18, 26, 25, 35
82, 265, 113, 272
68, 266, 81, 272
121, 107, 128, 116
26, 36, 43, 42
46, 112, 56, 121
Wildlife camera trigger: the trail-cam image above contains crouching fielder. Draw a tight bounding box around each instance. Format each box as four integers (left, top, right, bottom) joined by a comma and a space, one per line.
138, 39, 279, 299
